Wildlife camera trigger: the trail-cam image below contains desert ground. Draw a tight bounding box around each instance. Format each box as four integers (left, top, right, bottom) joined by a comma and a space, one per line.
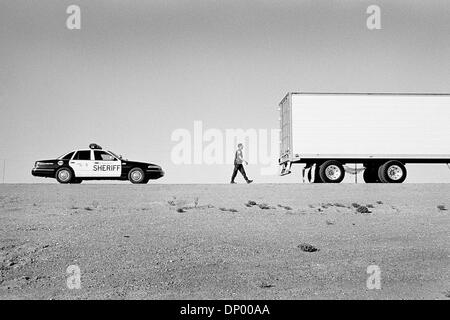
0, 183, 449, 300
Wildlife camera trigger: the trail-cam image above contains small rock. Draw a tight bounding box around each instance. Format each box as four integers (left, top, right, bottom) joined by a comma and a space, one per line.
259, 282, 275, 288
219, 207, 238, 213
7, 261, 16, 267
298, 243, 319, 252
278, 204, 292, 210
333, 203, 347, 208
356, 206, 371, 214
258, 203, 273, 210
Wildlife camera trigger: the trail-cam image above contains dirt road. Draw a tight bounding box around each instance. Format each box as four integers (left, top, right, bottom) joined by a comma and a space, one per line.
0, 184, 449, 299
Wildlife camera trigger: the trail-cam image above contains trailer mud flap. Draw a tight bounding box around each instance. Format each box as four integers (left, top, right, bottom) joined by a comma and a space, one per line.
302, 163, 316, 183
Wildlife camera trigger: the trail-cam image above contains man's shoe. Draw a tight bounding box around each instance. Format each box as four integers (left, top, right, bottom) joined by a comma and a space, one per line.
230, 181, 236, 184
247, 180, 253, 184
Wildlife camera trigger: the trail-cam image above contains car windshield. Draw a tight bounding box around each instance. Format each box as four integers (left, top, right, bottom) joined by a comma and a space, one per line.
57, 151, 73, 159
108, 151, 122, 159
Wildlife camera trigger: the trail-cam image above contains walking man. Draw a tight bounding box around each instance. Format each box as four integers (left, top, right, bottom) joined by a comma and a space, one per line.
230, 143, 253, 184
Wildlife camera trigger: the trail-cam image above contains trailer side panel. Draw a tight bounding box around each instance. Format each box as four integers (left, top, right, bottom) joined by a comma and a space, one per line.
289, 93, 450, 158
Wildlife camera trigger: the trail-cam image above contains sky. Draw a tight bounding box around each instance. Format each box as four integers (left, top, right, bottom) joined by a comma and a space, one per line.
0, 0, 449, 183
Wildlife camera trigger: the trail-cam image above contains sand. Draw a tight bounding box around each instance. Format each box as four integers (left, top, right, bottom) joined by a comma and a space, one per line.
0, 183, 449, 299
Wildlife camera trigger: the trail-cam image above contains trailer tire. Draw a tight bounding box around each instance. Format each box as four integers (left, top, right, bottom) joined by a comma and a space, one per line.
363, 166, 380, 183
319, 160, 345, 183
378, 165, 388, 183
378, 161, 407, 183
313, 165, 323, 183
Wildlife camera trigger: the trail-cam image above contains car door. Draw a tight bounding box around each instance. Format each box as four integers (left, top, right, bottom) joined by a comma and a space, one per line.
93, 150, 121, 177
70, 150, 94, 177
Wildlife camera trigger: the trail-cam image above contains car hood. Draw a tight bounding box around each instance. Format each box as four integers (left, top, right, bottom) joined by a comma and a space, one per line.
36, 159, 58, 163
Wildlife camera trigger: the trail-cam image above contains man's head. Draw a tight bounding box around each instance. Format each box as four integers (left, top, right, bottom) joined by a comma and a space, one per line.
237, 143, 243, 150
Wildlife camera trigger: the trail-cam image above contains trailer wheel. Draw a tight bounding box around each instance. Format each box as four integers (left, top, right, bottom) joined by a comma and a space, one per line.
363, 166, 380, 183
378, 161, 407, 183
319, 160, 345, 183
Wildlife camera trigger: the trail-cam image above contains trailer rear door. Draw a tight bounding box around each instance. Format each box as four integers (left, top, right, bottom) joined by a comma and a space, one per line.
279, 94, 292, 163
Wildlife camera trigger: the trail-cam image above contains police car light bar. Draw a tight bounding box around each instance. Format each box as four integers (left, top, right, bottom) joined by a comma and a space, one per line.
89, 143, 102, 150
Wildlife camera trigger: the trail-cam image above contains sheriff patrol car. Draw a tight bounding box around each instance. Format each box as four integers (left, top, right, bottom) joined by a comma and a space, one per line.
31, 143, 164, 184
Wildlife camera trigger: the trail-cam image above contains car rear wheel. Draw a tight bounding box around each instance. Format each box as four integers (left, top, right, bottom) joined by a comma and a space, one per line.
319, 160, 345, 183
128, 167, 146, 184
56, 167, 73, 184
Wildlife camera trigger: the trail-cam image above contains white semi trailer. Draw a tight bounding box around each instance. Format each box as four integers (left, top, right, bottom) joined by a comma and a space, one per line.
279, 93, 450, 183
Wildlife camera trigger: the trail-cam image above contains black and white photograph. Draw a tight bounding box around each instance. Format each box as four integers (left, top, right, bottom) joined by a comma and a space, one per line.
0, 0, 449, 311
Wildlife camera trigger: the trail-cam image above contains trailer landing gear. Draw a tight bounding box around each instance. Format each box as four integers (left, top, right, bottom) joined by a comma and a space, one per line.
280, 162, 292, 176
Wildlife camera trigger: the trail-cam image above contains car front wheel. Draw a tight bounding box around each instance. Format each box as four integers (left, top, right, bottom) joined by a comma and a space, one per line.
128, 168, 146, 184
